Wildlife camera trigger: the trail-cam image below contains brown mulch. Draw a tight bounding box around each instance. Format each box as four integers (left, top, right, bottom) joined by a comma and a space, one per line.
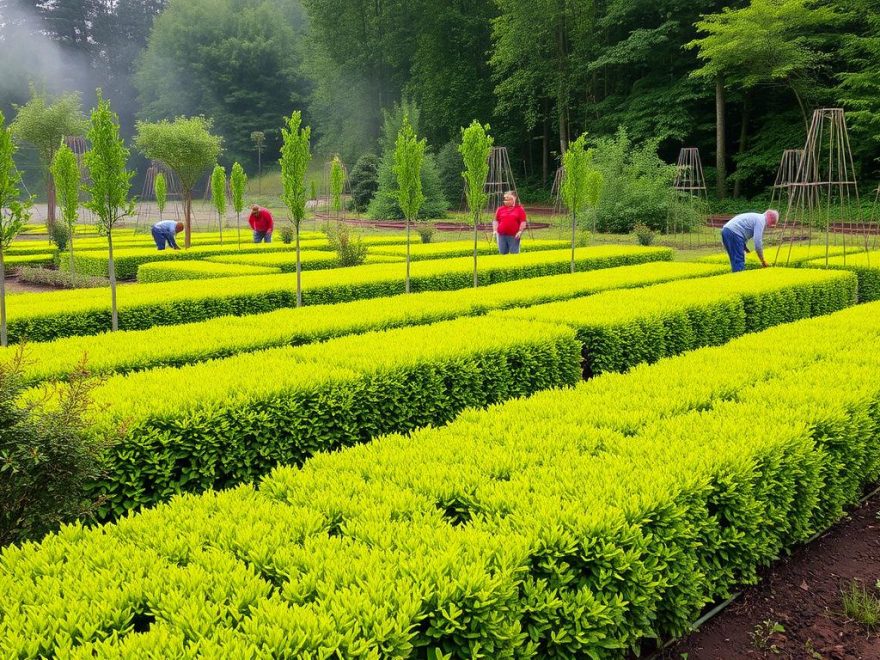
659, 494, 880, 660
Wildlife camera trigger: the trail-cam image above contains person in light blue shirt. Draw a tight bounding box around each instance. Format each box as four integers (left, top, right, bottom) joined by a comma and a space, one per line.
151, 220, 184, 251
721, 209, 779, 272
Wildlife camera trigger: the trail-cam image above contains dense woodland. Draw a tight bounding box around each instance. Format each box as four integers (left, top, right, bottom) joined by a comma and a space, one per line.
1, 0, 879, 201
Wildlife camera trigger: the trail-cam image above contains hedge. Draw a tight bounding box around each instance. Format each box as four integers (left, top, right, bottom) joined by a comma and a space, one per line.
75, 317, 583, 517
70, 230, 328, 252
804, 250, 880, 301
367, 238, 571, 260
698, 243, 866, 269
6, 242, 57, 256
204, 251, 403, 274
2, 303, 878, 657
1, 252, 56, 268
10, 262, 725, 385
501, 267, 857, 376
136, 261, 283, 283
4, 245, 673, 343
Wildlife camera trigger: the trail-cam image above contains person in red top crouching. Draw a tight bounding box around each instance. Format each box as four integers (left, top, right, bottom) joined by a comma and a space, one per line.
493, 191, 527, 254
248, 204, 274, 243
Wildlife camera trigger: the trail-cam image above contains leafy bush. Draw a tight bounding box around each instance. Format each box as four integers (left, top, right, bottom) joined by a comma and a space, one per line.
48, 222, 70, 251
0, 349, 104, 546
3, 302, 879, 656
324, 223, 368, 267
633, 222, 656, 245
278, 225, 294, 244
591, 127, 676, 233
5, 246, 672, 342
12, 262, 723, 386
416, 223, 435, 243
348, 153, 380, 212
17, 266, 108, 289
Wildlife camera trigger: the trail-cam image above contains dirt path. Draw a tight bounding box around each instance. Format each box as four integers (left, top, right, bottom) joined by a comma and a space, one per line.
660, 494, 880, 659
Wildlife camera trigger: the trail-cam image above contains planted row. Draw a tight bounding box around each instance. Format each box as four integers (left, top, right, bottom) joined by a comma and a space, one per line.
806, 249, 880, 301
698, 243, 866, 268
3, 303, 878, 657
201, 251, 403, 276
136, 261, 283, 283
4, 245, 672, 342
9, 262, 724, 385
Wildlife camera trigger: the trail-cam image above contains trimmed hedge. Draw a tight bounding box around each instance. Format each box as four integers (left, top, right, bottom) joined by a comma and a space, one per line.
367, 238, 571, 260
10, 262, 725, 385
6, 242, 57, 256
502, 267, 857, 376
70, 230, 328, 252
2, 303, 878, 657
204, 251, 402, 273
4, 245, 673, 342
698, 243, 866, 269
76, 317, 582, 517
136, 261, 283, 283
2, 252, 56, 268
804, 250, 880, 301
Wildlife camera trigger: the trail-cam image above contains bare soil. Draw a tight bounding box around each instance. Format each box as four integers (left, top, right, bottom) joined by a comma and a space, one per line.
660, 494, 880, 660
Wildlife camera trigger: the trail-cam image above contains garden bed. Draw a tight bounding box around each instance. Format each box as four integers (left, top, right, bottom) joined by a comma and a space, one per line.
660, 493, 880, 660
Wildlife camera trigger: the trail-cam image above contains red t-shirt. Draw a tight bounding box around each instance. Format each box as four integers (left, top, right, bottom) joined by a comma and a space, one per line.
495, 205, 527, 236
248, 208, 274, 232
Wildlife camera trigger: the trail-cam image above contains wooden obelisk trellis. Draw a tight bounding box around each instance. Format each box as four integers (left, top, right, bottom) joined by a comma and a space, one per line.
775, 108, 870, 267
769, 149, 803, 212
551, 166, 565, 216
668, 147, 711, 248
135, 162, 184, 234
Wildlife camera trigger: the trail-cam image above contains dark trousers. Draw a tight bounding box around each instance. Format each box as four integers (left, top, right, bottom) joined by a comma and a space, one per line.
721, 227, 746, 272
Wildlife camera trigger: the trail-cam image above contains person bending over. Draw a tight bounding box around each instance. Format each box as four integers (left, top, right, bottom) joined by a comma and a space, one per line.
721, 209, 779, 272
493, 191, 527, 255
151, 220, 184, 251
248, 205, 274, 243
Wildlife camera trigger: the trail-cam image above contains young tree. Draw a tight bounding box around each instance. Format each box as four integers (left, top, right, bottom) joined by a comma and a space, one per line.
10, 89, 86, 228
83, 94, 135, 333
329, 155, 345, 219
561, 133, 604, 273
459, 121, 493, 288
0, 111, 32, 347
210, 164, 227, 245
135, 117, 222, 248
394, 115, 426, 294
154, 171, 167, 216
230, 162, 247, 248
50, 143, 81, 285
279, 111, 312, 307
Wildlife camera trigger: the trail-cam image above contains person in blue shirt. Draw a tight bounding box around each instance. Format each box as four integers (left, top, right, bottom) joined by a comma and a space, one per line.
151, 220, 184, 251
721, 209, 779, 272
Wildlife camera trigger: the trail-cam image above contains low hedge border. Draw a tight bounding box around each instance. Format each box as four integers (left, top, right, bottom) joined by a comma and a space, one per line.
698, 243, 867, 269
5, 245, 673, 343
804, 249, 880, 301
136, 261, 283, 283
203, 251, 402, 274
2, 303, 878, 657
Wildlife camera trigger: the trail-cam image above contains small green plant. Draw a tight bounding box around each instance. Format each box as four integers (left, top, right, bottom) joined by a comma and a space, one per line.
416, 223, 435, 243
634, 222, 656, 246
48, 221, 70, 251
749, 619, 785, 653
803, 639, 823, 659
842, 580, 880, 631
279, 225, 295, 244
325, 223, 367, 267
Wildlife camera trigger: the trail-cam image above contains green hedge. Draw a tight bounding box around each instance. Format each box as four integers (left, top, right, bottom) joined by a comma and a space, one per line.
2, 303, 878, 657
75, 317, 582, 518
501, 268, 857, 376
2, 252, 56, 268
367, 238, 571, 260
10, 262, 725, 385
136, 261, 283, 282
204, 251, 402, 273
5, 245, 673, 343
698, 243, 866, 269
69, 230, 328, 253
804, 250, 880, 301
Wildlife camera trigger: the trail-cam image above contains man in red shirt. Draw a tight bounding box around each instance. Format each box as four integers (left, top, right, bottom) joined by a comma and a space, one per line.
493, 191, 527, 254
248, 204, 274, 243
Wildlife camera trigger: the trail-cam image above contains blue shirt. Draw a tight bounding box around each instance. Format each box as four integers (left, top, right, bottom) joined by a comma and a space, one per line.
152, 220, 180, 248
723, 212, 767, 260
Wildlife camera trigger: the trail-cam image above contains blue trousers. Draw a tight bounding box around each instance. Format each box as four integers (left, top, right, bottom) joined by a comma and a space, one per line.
151, 226, 174, 250
253, 230, 272, 243
497, 234, 521, 255
721, 227, 746, 272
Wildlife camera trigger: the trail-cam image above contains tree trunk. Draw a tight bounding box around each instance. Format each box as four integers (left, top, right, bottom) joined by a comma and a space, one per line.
46, 172, 57, 228
184, 191, 192, 248
0, 249, 6, 347
557, 95, 569, 155
237, 211, 241, 249
715, 76, 728, 200
108, 229, 118, 331
69, 232, 75, 286
295, 224, 302, 307
218, 210, 223, 245
570, 211, 576, 274
542, 110, 549, 187
405, 217, 411, 294
473, 211, 478, 288
733, 93, 750, 199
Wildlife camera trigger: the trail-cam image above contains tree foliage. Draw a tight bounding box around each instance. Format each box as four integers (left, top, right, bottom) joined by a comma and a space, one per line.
348, 153, 380, 212
154, 171, 167, 214
329, 155, 345, 215
50, 143, 81, 282
279, 110, 312, 307
459, 120, 493, 288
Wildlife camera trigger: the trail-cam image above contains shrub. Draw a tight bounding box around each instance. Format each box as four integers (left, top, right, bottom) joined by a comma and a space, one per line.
591, 127, 676, 233
324, 223, 368, 267
17, 266, 108, 289
805, 250, 880, 302
278, 225, 294, 244
416, 223, 435, 243
633, 222, 656, 245
0, 349, 105, 546
48, 220, 70, 251
349, 153, 380, 212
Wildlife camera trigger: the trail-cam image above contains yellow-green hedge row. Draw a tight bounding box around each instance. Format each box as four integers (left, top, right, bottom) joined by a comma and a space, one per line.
9, 262, 724, 385
805, 249, 880, 301
4, 245, 673, 342
2, 303, 878, 657
202, 251, 403, 274
2, 252, 56, 268
38, 266, 854, 519
6, 242, 58, 256
364, 238, 571, 260
70, 230, 328, 252
136, 261, 283, 283
76, 317, 583, 518
501, 267, 857, 376
698, 242, 866, 269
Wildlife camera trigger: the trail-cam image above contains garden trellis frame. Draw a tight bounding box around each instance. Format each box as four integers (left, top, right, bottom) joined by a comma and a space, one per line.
459, 146, 532, 241
135, 161, 183, 234
320, 158, 355, 223
774, 108, 871, 267
667, 147, 712, 249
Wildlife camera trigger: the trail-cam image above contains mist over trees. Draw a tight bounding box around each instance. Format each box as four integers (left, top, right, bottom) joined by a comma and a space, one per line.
2, 0, 879, 198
